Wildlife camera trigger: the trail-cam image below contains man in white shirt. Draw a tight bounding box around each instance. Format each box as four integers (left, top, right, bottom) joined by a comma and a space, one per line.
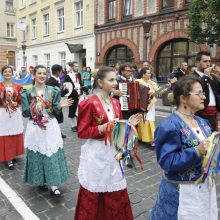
193, 51, 220, 131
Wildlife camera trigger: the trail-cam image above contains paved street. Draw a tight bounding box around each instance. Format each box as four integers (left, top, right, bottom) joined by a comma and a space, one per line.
0, 106, 220, 220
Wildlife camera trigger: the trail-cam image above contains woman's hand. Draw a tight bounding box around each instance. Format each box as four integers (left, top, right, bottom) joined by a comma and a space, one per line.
128, 113, 143, 126
98, 121, 116, 134
197, 138, 210, 156
58, 97, 74, 109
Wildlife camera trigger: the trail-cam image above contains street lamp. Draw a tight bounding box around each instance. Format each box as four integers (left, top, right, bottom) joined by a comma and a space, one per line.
142, 19, 152, 60
21, 43, 26, 67
142, 19, 152, 39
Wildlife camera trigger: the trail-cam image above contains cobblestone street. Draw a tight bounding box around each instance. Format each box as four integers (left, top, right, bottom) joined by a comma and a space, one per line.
0, 108, 220, 220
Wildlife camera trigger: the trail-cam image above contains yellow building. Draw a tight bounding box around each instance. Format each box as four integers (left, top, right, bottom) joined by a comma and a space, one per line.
16, 0, 95, 70
0, 0, 16, 68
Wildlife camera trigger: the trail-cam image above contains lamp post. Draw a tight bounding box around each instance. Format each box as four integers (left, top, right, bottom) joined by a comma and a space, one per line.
21, 42, 26, 67
142, 19, 152, 60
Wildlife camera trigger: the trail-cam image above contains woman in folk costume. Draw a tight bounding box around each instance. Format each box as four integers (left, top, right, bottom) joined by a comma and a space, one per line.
74, 66, 142, 220
135, 67, 159, 144
149, 76, 217, 220
0, 65, 24, 170
21, 65, 73, 197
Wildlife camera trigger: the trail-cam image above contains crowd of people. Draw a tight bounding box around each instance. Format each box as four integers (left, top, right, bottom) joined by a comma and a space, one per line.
0, 50, 220, 219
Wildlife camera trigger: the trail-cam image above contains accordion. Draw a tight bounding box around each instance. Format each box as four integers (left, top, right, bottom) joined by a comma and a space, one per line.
119, 81, 149, 111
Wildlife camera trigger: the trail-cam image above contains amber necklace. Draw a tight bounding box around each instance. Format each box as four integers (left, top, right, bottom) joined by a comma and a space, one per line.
177, 110, 200, 134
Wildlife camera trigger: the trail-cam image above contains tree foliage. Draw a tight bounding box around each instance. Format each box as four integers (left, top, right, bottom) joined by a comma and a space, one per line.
187, 0, 220, 45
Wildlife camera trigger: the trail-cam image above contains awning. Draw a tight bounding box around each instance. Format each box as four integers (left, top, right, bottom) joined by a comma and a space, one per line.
65, 43, 85, 53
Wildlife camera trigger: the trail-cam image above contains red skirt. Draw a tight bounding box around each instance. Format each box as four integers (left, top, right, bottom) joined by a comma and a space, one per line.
0, 134, 24, 162
74, 186, 133, 220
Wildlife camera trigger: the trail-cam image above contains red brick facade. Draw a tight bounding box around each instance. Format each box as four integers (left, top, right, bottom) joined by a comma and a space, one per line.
95, 0, 220, 72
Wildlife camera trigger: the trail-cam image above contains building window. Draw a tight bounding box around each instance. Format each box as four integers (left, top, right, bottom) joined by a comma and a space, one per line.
32, 18, 37, 39
32, 55, 38, 66
106, 45, 134, 66
57, 8, 64, 32
43, 13, 50, 36
45, 54, 50, 67
124, 0, 132, 16
20, 0, 25, 8
156, 39, 200, 82
108, 0, 116, 20
75, 0, 83, 28
161, 0, 174, 9
59, 52, 66, 68
6, 23, 15, 38
5, 0, 14, 12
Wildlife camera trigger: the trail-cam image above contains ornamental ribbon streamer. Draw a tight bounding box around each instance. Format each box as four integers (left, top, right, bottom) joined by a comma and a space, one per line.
30, 96, 51, 130
105, 120, 143, 175
196, 132, 220, 184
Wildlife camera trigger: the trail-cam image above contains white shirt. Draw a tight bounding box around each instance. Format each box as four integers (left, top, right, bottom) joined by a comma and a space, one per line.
196, 70, 216, 106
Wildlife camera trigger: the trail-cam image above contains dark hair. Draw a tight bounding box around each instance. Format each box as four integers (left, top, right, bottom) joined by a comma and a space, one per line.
68, 61, 78, 67
173, 75, 203, 107
1, 65, 13, 75
139, 67, 151, 79
33, 65, 46, 75
195, 51, 211, 62
51, 64, 62, 74
118, 63, 132, 75
93, 66, 115, 89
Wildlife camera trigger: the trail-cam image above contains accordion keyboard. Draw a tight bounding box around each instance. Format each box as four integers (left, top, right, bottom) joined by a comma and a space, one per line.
119, 83, 128, 111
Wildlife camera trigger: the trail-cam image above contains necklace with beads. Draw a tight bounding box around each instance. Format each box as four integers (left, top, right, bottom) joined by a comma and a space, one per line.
177, 110, 200, 134
99, 94, 112, 112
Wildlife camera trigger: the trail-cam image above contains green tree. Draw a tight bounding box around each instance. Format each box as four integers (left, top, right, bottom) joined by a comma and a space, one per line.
187, 0, 220, 45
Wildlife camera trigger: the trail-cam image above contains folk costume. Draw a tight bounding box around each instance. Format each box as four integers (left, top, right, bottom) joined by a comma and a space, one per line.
46, 75, 68, 124
193, 70, 220, 131
135, 78, 158, 143
74, 95, 133, 220
0, 82, 24, 162
64, 71, 81, 130
21, 86, 68, 186
149, 113, 217, 220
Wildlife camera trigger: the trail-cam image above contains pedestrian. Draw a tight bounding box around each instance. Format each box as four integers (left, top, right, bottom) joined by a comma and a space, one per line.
81, 66, 92, 90
74, 66, 142, 220
149, 76, 217, 220
21, 65, 73, 197
173, 62, 188, 80
64, 61, 81, 132
46, 64, 68, 138
135, 67, 159, 145
0, 65, 24, 170
193, 51, 220, 131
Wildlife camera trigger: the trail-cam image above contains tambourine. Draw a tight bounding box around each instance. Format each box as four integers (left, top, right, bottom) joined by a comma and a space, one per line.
112, 120, 138, 151
105, 120, 143, 172
63, 82, 73, 97
196, 132, 220, 184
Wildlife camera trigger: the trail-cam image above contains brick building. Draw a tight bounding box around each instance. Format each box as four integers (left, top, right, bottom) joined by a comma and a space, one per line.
95, 0, 220, 82
0, 0, 16, 68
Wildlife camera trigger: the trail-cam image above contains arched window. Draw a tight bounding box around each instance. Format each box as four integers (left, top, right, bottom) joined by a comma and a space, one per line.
106, 45, 134, 66
156, 39, 200, 82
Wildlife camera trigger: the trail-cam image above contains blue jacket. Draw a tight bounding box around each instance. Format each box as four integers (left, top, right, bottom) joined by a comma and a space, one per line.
155, 113, 212, 182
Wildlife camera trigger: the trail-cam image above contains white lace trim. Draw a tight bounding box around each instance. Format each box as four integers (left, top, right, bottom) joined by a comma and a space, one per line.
78, 165, 127, 193
24, 118, 63, 157
0, 107, 23, 136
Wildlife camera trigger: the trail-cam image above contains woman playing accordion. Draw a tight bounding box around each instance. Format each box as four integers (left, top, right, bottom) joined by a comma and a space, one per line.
149, 76, 218, 220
